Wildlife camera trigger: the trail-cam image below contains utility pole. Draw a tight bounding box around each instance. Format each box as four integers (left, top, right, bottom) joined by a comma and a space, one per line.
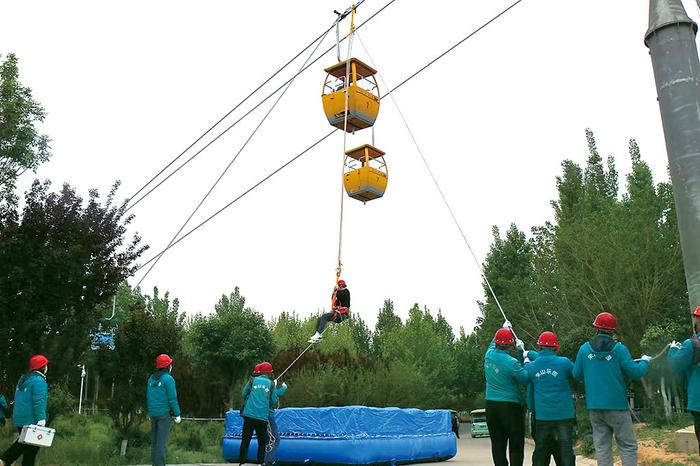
645, 0, 700, 309
78, 364, 86, 414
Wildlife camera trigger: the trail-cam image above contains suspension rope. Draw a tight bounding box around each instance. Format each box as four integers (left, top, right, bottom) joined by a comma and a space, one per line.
134, 130, 336, 273
136, 19, 335, 286
134, 0, 525, 278
125, 0, 396, 212
336, 5, 356, 286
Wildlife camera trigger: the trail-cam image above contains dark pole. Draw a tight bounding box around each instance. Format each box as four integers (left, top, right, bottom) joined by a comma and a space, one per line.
645, 0, 700, 309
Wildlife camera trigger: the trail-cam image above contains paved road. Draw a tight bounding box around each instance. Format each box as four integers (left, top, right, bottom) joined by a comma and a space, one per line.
450, 428, 534, 466
448, 425, 593, 466
133, 425, 595, 466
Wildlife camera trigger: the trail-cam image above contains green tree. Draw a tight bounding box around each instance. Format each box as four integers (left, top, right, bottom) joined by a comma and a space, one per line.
0, 181, 146, 382
186, 287, 274, 406
0, 53, 51, 205
373, 299, 402, 358
108, 285, 182, 452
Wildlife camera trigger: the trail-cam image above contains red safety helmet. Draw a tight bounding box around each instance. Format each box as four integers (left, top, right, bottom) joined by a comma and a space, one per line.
155, 354, 173, 369
692, 306, 700, 318
258, 362, 273, 374
337, 280, 347, 288
29, 354, 48, 372
537, 331, 559, 351
494, 328, 515, 346
593, 312, 617, 331
253, 363, 262, 375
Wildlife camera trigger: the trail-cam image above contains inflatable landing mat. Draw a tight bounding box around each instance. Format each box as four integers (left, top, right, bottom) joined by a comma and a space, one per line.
222, 406, 457, 465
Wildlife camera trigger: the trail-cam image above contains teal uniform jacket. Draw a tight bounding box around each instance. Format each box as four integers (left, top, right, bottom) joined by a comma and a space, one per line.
573, 334, 649, 410
13, 372, 48, 428
668, 333, 700, 412
485, 344, 529, 403
526, 349, 575, 421
242, 376, 279, 422
0, 394, 8, 420
146, 370, 181, 418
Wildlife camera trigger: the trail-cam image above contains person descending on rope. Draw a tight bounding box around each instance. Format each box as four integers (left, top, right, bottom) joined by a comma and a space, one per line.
308, 279, 350, 343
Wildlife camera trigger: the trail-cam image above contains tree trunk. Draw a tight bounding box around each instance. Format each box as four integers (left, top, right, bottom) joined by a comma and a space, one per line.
672, 378, 683, 413
640, 377, 654, 399
92, 373, 100, 412
230, 375, 236, 410
120, 439, 128, 456
661, 376, 672, 420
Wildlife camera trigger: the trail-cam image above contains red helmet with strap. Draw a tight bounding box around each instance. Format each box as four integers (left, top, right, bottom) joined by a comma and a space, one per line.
494, 328, 515, 346
692, 306, 700, 318
253, 363, 262, 375
337, 279, 346, 288
593, 312, 617, 331
537, 331, 559, 351
155, 354, 173, 369
258, 362, 273, 374
29, 355, 48, 372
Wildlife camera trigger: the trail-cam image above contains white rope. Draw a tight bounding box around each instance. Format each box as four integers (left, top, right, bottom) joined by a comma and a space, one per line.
136, 18, 334, 286
355, 32, 519, 341
336, 7, 356, 280
276, 343, 314, 380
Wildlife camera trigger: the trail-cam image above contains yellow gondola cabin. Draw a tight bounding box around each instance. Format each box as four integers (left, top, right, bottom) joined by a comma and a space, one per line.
322, 58, 380, 132
343, 144, 388, 202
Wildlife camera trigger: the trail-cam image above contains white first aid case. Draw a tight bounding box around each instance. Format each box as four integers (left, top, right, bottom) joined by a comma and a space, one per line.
19, 424, 55, 448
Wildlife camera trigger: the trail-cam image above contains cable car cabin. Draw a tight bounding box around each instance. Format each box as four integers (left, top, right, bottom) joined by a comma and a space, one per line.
343, 144, 388, 202
322, 58, 380, 132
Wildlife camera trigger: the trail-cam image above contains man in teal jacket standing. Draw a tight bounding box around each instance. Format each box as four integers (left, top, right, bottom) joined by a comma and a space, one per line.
0, 354, 49, 466
573, 312, 651, 466
240, 362, 279, 466
147, 354, 181, 466
485, 326, 529, 466
668, 306, 700, 451
526, 332, 575, 466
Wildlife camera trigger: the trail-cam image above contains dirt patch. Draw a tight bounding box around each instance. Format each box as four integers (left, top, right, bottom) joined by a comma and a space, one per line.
637, 439, 700, 465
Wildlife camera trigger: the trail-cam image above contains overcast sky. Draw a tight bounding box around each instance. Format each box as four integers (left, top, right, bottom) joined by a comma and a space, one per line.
2, 0, 693, 335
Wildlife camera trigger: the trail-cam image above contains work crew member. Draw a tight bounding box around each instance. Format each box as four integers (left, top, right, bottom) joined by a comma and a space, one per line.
667, 306, 700, 451
484, 326, 529, 466
308, 279, 351, 343
573, 312, 651, 466
146, 354, 181, 466
0, 354, 49, 466
526, 332, 575, 466
265, 366, 288, 466
524, 349, 564, 466
240, 362, 279, 465
0, 386, 8, 426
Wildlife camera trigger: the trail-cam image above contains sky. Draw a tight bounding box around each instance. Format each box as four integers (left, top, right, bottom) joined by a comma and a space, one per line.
2, 0, 694, 335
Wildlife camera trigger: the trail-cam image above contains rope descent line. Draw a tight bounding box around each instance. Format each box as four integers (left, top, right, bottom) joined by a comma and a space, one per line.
354, 0, 529, 340
135, 18, 335, 287
336, 5, 357, 286
125, 0, 397, 212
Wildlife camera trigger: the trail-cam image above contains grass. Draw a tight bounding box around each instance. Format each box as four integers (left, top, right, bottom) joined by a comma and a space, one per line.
0, 414, 223, 465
